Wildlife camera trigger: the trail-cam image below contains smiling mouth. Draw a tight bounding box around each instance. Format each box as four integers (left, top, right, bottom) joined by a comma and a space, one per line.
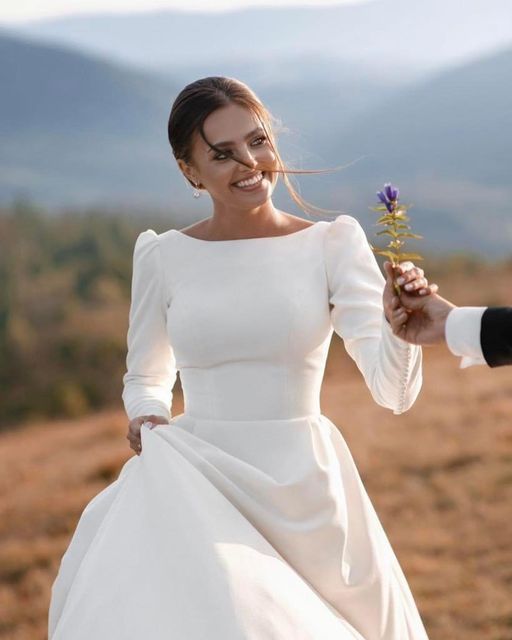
232, 171, 266, 188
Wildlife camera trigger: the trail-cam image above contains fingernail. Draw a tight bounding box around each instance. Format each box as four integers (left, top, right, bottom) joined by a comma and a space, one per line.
396, 277, 405, 285
419, 289, 427, 295
404, 283, 413, 290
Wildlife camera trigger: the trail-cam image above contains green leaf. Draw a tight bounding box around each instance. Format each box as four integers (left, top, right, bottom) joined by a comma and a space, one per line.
377, 214, 395, 224
373, 249, 399, 261
400, 233, 423, 240
376, 229, 398, 238
397, 253, 424, 261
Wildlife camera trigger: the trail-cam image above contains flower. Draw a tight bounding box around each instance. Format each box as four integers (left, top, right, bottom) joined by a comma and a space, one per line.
376, 182, 400, 213
369, 182, 424, 292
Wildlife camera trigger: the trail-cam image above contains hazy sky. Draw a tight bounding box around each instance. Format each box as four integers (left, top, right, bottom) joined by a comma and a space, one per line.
0, 0, 369, 24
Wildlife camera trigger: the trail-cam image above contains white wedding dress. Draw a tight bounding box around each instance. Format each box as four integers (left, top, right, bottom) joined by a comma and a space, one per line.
48, 214, 429, 639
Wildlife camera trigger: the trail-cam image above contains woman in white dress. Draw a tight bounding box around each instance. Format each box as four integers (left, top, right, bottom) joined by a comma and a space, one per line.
48, 77, 437, 639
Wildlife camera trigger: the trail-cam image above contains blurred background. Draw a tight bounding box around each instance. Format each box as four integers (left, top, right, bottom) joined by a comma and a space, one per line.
0, 1, 511, 638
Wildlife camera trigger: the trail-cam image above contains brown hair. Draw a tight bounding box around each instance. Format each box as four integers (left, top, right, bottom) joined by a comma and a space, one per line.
167, 76, 351, 218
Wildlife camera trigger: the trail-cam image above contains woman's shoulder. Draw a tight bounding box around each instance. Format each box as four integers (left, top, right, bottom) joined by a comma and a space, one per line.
327, 214, 363, 233
324, 214, 367, 248
131, 230, 162, 272
134, 228, 159, 246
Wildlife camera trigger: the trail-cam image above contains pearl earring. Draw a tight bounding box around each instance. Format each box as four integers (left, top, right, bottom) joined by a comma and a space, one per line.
192, 180, 201, 198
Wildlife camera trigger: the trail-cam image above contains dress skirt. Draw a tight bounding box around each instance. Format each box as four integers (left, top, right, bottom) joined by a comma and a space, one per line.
48, 413, 429, 640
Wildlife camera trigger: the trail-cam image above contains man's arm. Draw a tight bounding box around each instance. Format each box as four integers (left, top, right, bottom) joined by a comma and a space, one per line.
395, 294, 512, 368
384, 262, 512, 368
444, 306, 487, 368
480, 307, 512, 367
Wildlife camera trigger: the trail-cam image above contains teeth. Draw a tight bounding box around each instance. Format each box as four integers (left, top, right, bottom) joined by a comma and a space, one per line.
234, 172, 263, 188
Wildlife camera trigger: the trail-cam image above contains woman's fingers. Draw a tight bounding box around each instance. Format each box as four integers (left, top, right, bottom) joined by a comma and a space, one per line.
126, 416, 147, 455
125, 414, 166, 455
417, 282, 439, 296
385, 263, 441, 330
394, 262, 439, 298
396, 266, 424, 285
126, 432, 141, 454
402, 276, 428, 292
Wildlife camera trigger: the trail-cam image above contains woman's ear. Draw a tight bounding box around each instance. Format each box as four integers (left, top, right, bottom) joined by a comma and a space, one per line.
177, 159, 197, 185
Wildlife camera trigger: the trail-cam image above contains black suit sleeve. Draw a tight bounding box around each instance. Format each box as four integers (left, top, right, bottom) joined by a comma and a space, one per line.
480, 307, 512, 367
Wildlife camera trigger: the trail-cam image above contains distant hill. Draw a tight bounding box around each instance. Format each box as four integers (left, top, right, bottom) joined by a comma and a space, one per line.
1, 29, 512, 256
0, 30, 393, 213
0, 29, 179, 208
322, 45, 512, 254
12, 0, 512, 78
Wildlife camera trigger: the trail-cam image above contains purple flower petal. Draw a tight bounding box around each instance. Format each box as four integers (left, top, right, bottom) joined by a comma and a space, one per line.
377, 191, 389, 205
384, 183, 395, 201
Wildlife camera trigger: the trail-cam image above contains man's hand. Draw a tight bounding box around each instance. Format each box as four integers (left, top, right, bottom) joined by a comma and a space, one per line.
389, 287, 457, 347
383, 261, 437, 338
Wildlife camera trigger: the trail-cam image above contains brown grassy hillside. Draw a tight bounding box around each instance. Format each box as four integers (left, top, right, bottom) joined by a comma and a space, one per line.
1, 261, 511, 640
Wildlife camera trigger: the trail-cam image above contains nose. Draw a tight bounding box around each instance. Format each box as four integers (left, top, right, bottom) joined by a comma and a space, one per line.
236, 145, 258, 168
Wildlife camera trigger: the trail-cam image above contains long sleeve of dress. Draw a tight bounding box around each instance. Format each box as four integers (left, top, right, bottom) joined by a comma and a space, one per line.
121, 229, 177, 422
324, 214, 423, 415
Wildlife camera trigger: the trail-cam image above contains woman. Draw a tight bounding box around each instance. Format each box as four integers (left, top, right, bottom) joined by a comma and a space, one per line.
48, 77, 436, 639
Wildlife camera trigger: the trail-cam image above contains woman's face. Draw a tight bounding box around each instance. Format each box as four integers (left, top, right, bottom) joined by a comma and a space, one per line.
178, 103, 278, 207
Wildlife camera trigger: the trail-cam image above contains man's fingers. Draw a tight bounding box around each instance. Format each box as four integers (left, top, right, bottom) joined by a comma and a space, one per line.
392, 306, 408, 325
399, 290, 430, 310
389, 307, 409, 338
383, 261, 395, 282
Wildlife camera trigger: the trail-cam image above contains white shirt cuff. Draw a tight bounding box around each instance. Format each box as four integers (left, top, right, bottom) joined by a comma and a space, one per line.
445, 307, 487, 368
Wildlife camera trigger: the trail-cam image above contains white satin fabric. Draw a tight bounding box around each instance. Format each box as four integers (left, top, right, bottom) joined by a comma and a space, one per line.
48, 215, 429, 639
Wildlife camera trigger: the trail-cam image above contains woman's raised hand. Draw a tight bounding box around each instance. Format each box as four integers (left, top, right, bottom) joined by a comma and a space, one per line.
382, 261, 439, 338
126, 414, 169, 455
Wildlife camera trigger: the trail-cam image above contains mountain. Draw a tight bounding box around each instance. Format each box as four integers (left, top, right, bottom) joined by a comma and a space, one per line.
0, 29, 179, 208
11, 0, 512, 80
1, 29, 512, 256
321, 45, 512, 255
0, 30, 392, 213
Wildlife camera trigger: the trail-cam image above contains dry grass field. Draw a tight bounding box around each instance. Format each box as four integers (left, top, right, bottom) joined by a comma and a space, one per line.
1, 259, 511, 640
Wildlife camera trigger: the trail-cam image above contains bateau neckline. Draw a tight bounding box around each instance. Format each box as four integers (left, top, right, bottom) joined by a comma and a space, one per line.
171, 220, 328, 243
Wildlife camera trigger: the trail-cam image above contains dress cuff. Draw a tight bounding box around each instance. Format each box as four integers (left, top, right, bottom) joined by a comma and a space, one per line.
125, 401, 171, 423
380, 311, 420, 415
381, 309, 409, 348
445, 307, 487, 368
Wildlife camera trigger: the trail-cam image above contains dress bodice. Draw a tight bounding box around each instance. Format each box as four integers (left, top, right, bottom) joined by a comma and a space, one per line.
122, 215, 423, 422
164, 224, 333, 420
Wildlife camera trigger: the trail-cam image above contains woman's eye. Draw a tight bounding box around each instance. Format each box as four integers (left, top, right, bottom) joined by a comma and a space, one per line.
213, 137, 267, 161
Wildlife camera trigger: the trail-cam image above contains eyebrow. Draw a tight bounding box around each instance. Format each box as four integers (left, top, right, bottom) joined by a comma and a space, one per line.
207, 126, 265, 151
